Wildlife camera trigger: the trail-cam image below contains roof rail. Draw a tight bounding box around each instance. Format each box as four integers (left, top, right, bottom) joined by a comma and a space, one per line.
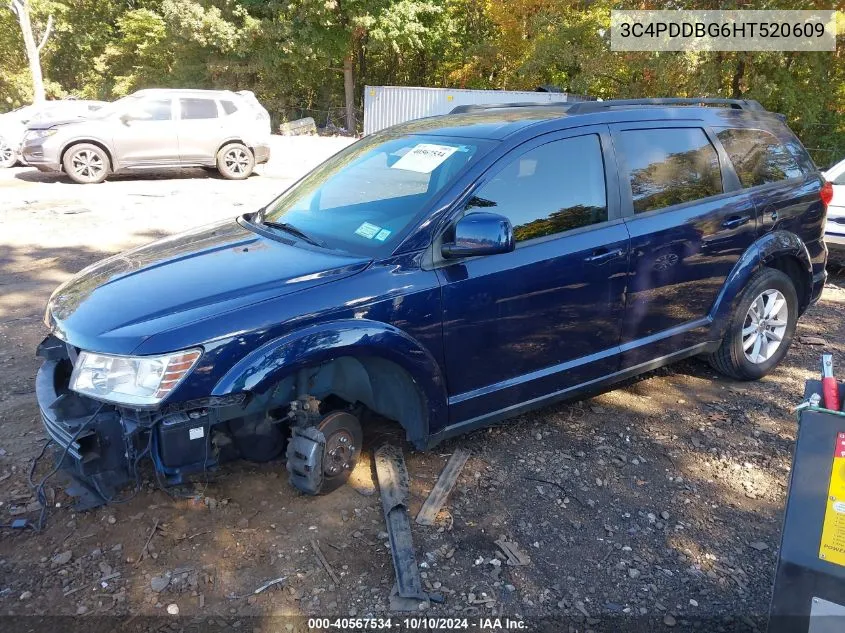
565, 97, 765, 114
449, 102, 563, 114
449, 97, 766, 116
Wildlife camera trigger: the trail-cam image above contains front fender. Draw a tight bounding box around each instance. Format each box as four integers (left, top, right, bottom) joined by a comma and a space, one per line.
211, 319, 448, 438
709, 230, 813, 335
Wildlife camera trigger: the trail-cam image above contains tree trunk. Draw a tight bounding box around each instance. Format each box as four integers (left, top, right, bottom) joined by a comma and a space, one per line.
731, 56, 746, 99
343, 55, 355, 133
9, 0, 52, 103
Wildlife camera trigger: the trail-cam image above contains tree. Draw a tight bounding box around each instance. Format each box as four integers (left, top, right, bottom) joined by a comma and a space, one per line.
8, 0, 53, 103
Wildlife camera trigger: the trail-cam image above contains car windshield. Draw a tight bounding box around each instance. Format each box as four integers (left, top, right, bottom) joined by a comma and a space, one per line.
262, 134, 493, 254
89, 95, 138, 119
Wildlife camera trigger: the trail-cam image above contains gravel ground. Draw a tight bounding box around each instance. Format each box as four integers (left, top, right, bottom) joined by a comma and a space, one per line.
0, 145, 843, 631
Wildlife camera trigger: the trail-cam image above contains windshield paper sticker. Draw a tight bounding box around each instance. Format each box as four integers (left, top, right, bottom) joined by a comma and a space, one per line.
374, 229, 391, 242
355, 222, 381, 239
391, 143, 458, 173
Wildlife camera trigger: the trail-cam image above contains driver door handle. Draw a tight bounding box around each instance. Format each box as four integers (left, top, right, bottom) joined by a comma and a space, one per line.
721, 214, 751, 229
583, 247, 625, 264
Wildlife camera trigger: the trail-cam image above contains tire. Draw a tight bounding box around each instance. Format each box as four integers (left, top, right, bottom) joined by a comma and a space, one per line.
0, 137, 16, 168
216, 142, 255, 180
707, 268, 798, 380
62, 143, 110, 184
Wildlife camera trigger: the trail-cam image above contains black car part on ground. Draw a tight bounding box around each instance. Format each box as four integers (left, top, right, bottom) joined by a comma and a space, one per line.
374, 444, 433, 610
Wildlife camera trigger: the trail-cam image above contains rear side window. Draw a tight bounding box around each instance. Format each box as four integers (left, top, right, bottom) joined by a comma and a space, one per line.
180, 98, 218, 120
833, 171, 845, 186
618, 128, 722, 214
221, 100, 238, 115
716, 127, 803, 187
466, 135, 607, 242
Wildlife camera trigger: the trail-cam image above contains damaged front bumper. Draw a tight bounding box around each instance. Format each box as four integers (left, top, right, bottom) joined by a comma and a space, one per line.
34, 334, 285, 509
35, 335, 221, 508
36, 358, 135, 508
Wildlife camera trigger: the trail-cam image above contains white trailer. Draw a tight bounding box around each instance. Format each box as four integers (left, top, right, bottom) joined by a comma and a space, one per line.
363, 86, 590, 135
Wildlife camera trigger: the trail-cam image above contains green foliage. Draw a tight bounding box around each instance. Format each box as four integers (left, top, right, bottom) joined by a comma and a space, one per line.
0, 0, 842, 159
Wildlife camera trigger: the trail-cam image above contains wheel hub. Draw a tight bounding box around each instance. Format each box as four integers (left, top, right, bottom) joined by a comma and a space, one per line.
323, 430, 355, 476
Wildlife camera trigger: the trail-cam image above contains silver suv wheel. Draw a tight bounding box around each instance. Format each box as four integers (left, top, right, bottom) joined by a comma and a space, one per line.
71, 150, 105, 180
216, 142, 255, 180
0, 138, 15, 168
62, 143, 110, 184
224, 147, 250, 174
742, 289, 788, 364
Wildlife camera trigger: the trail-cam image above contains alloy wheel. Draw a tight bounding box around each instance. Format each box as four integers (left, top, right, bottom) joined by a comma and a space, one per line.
742, 289, 789, 364
71, 149, 104, 181
224, 148, 250, 175
0, 140, 13, 165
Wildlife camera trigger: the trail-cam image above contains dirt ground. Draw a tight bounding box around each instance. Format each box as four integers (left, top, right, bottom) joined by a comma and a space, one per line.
0, 150, 843, 632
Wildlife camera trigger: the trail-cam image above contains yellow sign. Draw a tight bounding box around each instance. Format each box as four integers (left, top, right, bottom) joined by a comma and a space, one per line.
819, 432, 845, 566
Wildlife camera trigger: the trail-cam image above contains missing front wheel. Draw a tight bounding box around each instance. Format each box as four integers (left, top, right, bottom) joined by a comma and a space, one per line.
286, 411, 362, 495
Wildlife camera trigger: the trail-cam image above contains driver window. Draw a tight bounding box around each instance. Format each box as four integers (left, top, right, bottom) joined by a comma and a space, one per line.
132, 98, 172, 121
466, 134, 608, 242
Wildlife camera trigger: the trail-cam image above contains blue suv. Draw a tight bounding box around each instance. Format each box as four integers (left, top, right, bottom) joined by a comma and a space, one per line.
36, 98, 829, 501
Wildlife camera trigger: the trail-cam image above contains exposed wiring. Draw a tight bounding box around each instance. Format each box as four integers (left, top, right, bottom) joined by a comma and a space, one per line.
26, 402, 105, 532
17, 407, 216, 529
90, 427, 153, 505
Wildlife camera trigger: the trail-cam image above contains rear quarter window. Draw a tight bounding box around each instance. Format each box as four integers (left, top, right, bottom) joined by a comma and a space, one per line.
221, 100, 238, 115
180, 98, 219, 120
715, 127, 804, 188
618, 128, 723, 214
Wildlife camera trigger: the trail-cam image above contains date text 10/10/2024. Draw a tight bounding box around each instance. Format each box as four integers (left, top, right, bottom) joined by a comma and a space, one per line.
306, 617, 528, 630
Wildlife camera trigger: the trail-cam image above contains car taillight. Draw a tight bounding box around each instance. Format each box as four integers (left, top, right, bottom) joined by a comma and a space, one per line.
821, 181, 833, 207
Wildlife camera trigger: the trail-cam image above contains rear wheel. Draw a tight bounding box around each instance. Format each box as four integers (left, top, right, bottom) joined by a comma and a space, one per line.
63, 143, 110, 184
0, 138, 16, 168
707, 268, 798, 380
216, 143, 254, 180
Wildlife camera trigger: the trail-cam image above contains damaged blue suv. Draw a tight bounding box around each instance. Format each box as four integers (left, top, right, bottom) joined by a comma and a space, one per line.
36, 98, 829, 503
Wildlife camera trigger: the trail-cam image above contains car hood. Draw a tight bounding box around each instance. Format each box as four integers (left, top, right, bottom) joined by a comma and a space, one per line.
47, 218, 371, 354
26, 117, 88, 131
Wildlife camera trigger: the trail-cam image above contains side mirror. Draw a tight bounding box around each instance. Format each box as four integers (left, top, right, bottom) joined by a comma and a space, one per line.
441, 212, 515, 259
120, 110, 150, 125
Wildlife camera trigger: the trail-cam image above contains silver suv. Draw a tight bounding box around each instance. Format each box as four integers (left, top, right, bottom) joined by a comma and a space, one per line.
21, 88, 271, 184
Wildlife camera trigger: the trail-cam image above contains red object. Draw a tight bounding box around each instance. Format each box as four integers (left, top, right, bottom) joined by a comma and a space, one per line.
822, 378, 840, 410
821, 181, 834, 208
822, 354, 840, 410
833, 433, 845, 459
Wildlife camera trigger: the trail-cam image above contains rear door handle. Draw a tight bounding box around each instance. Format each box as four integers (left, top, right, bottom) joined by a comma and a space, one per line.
722, 215, 751, 229
583, 248, 625, 264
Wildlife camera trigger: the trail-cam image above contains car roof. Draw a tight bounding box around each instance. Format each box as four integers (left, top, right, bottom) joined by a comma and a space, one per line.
387, 101, 788, 141
132, 88, 238, 99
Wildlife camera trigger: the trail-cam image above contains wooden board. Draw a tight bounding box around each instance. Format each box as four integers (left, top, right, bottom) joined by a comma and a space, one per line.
415, 448, 469, 526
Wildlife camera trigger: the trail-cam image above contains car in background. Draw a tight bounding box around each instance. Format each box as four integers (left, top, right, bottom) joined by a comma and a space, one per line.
20, 88, 272, 184
0, 99, 107, 168
823, 157, 845, 253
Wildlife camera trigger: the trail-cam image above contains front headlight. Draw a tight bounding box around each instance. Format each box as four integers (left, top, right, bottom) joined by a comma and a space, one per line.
70, 348, 202, 407
24, 128, 57, 142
